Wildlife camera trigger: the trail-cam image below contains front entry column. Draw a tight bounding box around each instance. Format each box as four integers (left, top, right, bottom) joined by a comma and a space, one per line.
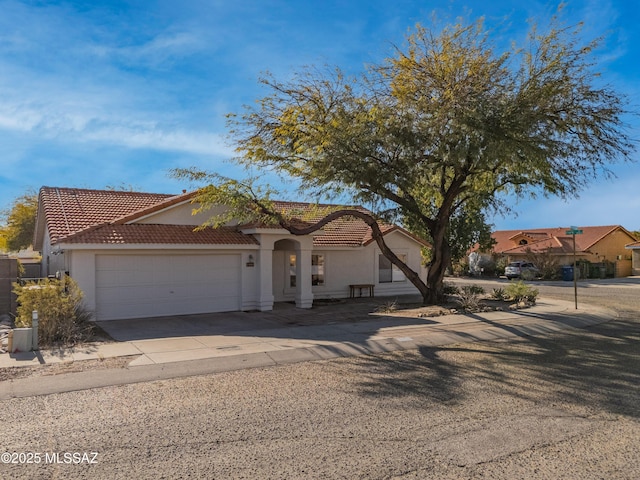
257, 240, 274, 311
295, 246, 314, 308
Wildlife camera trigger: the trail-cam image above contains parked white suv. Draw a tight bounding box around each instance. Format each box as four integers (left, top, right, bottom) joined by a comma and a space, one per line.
505, 261, 540, 280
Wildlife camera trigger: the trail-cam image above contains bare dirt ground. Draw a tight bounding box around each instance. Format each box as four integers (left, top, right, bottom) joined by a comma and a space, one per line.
0, 356, 131, 382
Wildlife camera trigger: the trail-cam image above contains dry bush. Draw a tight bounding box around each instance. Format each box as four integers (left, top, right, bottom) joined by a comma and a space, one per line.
13, 276, 94, 347
505, 281, 539, 304
457, 285, 485, 311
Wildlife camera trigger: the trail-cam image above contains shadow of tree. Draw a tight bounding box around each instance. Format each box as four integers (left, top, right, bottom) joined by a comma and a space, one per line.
349, 314, 640, 418
347, 346, 463, 403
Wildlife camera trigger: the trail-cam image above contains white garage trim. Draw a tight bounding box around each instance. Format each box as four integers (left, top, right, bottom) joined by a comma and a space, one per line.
95, 253, 241, 320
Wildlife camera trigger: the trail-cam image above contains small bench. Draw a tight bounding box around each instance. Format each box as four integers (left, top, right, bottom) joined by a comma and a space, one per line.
349, 284, 375, 298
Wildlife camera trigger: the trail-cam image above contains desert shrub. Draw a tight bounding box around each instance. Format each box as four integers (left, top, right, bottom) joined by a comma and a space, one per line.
13, 276, 93, 347
443, 282, 460, 296
465, 285, 484, 295
457, 285, 485, 310
505, 281, 539, 304
490, 288, 508, 301
375, 300, 398, 313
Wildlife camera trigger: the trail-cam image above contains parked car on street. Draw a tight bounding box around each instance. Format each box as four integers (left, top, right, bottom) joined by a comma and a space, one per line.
505, 261, 540, 280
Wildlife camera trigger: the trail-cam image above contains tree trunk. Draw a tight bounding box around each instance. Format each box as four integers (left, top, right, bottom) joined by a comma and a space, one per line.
424, 218, 451, 304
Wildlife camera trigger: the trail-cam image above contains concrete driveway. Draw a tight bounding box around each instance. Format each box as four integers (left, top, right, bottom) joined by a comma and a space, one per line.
89, 295, 615, 368
95, 297, 434, 341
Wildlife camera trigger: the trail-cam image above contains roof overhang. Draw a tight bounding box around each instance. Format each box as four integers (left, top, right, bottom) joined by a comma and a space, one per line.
53, 242, 261, 251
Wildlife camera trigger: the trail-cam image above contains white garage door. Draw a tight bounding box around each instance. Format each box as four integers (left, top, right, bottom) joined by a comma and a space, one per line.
95, 254, 241, 320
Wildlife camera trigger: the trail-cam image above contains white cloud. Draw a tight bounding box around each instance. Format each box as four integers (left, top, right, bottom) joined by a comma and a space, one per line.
0, 100, 232, 157
83, 125, 233, 157
88, 31, 205, 68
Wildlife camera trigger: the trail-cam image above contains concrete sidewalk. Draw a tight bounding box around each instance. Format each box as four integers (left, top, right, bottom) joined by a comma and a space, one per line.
0, 297, 616, 370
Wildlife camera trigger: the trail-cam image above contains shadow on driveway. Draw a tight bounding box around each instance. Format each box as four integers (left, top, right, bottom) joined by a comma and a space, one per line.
95, 296, 436, 342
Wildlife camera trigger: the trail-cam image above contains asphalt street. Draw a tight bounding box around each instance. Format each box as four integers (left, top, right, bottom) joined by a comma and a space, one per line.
0, 280, 638, 479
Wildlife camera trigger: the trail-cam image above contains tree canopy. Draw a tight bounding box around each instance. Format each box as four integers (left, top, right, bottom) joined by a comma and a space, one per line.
180, 14, 635, 304
1, 191, 38, 252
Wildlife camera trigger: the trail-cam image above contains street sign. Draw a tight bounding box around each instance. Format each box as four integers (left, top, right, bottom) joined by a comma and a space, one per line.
566, 226, 582, 309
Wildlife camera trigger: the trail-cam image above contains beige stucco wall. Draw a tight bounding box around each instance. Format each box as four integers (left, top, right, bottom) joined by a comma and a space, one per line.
272, 231, 426, 302
40, 230, 68, 278
589, 229, 635, 264
615, 259, 632, 277
134, 202, 230, 226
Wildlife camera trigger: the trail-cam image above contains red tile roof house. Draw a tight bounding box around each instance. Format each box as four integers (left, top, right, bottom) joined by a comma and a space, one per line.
34, 187, 429, 321
473, 226, 637, 278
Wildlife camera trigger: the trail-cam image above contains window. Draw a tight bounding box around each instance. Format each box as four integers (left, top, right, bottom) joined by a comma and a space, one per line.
312, 254, 325, 286
379, 254, 407, 283
289, 253, 325, 287
289, 254, 297, 287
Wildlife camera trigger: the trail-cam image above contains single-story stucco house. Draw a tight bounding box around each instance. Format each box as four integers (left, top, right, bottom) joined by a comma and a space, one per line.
472, 225, 637, 277
33, 186, 428, 321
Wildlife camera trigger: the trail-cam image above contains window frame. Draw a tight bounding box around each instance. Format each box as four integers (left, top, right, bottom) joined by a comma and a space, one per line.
378, 253, 408, 283
311, 253, 325, 286
287, 252, 327, 289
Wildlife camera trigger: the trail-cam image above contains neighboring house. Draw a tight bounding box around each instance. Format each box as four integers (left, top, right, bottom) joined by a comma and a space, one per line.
625, 241, 640, 275
474, 226, 637, 277
33, 187, 428, 321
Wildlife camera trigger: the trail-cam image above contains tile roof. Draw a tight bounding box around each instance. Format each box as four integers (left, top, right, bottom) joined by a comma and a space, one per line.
37, 186, 428, 248
480, 225, 636, 255
270, 201, 428, 247
62, 224, 259, 245
38, 187, 174, 244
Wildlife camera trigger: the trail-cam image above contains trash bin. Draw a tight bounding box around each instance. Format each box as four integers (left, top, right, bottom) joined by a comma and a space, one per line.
562, 266, 573, 281
562, 265, 579, 281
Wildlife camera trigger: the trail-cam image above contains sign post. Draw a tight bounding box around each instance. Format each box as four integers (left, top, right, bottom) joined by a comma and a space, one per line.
565, 227, 583, 309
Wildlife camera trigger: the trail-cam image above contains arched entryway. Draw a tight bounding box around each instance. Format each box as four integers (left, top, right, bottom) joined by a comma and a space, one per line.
272, 238, 314, 309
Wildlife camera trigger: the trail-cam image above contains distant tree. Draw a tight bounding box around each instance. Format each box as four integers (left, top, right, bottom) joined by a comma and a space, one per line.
179, 13, 635, 304
105, 183, 141, 192
405, 201, 495, 271
524, 247, 561, 279
1, 191, 38, 252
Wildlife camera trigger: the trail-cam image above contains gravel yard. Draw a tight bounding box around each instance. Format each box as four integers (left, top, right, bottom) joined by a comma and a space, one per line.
0, 283, 638, 479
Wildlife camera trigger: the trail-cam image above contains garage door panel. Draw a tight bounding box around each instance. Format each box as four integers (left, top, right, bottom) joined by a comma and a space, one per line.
95, 254, 241, 320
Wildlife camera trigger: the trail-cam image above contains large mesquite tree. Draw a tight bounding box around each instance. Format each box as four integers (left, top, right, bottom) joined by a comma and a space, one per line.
182, 16, 634, 305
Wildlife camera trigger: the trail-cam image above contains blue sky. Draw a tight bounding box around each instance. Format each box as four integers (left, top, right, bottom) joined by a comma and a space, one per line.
0, 0, 638, 231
